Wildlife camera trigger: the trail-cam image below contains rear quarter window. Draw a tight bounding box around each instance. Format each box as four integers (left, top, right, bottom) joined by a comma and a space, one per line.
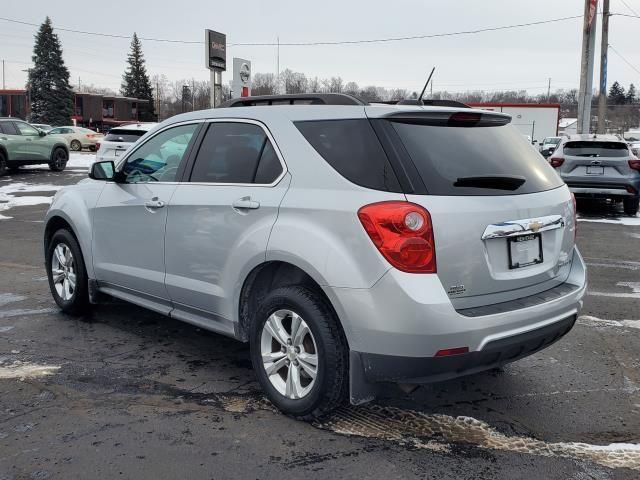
294, 119, 402, 192
563, 141, 629, 158
390, 121, 563, 196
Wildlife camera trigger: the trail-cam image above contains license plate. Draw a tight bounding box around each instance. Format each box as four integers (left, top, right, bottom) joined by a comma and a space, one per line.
508, 233, 543, 269
586, 166, 604, 175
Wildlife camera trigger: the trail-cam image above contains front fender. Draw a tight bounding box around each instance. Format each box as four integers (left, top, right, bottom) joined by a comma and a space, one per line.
44, 180, 105, 278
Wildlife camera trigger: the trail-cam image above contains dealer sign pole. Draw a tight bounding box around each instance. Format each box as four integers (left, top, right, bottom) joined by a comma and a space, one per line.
206, 29, 226, 108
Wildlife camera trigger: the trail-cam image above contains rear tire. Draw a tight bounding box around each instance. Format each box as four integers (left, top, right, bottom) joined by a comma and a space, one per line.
49, 148, 68, 172
249, 286, 349, 420
45, 229, 90, 315
623, 197, 639, 216
70, 140, 82, 151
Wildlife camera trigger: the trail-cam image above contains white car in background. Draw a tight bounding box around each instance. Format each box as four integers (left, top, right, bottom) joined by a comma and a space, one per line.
48, 126, 104, 152
95, 123, 157, 163
624, 130, 640, 158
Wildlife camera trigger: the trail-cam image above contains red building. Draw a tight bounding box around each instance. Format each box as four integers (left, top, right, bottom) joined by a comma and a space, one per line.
0, 89, 150, 130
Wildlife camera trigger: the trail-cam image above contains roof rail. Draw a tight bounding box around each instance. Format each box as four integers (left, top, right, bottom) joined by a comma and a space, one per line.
219, 93, 368, 108
396, 99, 471, 108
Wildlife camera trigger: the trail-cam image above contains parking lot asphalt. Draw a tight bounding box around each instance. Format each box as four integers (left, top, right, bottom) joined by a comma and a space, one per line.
1, 158, 639, 479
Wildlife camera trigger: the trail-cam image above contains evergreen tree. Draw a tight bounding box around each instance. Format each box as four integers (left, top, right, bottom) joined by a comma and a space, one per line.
626, 84, 637, 104
608, 81, 626, 105
28, 17, 74, 125
121, 33, 156, 121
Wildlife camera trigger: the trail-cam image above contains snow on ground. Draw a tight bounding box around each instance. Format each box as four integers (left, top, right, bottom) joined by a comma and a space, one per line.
67, 152, 96, 170
578, 214, 640, 227
0, 182, 63, 220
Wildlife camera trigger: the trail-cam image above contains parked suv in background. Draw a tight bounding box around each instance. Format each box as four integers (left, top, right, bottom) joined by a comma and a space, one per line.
44, 94, 586, 418
539, 136, 562, 157
0, 118, 69, 175
549, 134, 640, 215
95, 123, 157, 164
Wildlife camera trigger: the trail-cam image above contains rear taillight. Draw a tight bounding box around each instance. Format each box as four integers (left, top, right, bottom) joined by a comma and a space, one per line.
435, 347, 469, 357
95, 142, 101, 151
629, 159, 640, 171
627, 186, 638, 195
549, 157, 564, 168
358, 201, 436, 273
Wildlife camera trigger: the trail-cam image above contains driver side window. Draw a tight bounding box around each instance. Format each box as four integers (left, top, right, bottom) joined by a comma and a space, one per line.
122, 123, 198, 183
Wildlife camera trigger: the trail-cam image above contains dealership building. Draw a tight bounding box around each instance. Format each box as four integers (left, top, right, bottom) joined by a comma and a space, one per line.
0, 89, 149, 130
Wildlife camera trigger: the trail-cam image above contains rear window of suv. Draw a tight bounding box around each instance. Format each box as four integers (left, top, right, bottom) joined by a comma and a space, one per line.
563, 141, 629, 158
104, 129, 147, 143
390, 120, 564, 196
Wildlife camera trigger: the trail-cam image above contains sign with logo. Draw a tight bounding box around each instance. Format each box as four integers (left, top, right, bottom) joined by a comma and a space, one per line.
206, 29, 226, 71
232, 58, 251, 98
588, 0, 598, 28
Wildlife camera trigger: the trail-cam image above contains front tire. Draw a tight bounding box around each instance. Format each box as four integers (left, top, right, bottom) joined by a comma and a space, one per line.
45, 229, 89, 315
49, 148, 68, 172
624, 197, 639, 216
0, 152, 7, 176
250, 286, 349, 420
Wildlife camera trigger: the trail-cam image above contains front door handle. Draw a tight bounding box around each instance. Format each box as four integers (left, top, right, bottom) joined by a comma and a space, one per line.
232, 196, 260, 210
144, 197, 165, 210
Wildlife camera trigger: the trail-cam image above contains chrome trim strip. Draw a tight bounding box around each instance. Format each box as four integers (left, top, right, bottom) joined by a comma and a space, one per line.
481, 214, 565, 240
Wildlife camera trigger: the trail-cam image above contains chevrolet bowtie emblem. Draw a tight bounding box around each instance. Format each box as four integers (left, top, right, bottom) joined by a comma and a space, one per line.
529, 221, 543, 233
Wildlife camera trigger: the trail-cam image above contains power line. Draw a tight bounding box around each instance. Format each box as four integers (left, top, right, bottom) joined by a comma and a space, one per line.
618, 0, 640, 16
0, 14, 583, 47
609, 44, 640, 76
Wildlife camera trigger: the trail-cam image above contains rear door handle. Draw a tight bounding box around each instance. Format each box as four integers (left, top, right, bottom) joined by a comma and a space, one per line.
232, 196, 260, 210
144, 197, 165, 210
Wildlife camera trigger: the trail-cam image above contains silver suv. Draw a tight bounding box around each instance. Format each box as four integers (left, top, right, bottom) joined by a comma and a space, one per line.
549, 134, 640, 215
44, 94, 586, 418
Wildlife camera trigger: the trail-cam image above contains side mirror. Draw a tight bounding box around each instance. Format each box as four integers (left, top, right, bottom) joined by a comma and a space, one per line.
89, 161, 116, 181
39, 130, 46, 137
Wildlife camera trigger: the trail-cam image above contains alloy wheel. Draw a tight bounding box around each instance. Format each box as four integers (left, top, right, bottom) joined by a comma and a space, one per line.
260, 309, 319, 399
54, 149, 67, 169
51, 243, 76, 301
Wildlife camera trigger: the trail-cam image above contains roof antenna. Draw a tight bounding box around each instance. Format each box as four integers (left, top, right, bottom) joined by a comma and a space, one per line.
397, 67, 435, 106
418, 67, 436, 103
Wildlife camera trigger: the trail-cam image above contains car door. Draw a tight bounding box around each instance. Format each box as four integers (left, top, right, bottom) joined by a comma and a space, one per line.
0, 121, 22, 161
92, 122, 201, 314
164, 120, 290, 333
13, 121, 49, 160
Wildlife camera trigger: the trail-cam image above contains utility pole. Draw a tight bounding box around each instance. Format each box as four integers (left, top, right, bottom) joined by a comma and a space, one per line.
276, 36, 281, 94
78, 76, 81, 91
547, 78, 551, 100
577, 0, 598, 134
597, 0, 610, 134
2, 60, 4, 89
192, 78, 196, 111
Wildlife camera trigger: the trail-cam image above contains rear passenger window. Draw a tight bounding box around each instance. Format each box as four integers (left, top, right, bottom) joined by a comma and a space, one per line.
190, 122, 283, 184
295, 119, 401, 192
3, 122, 20, 135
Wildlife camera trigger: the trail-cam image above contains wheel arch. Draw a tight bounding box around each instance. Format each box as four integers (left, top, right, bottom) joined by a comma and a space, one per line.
237, 260, 351, 349
44, 210, 94, 278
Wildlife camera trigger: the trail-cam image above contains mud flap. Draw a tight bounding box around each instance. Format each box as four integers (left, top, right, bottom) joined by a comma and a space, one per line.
349, 350, 379, 405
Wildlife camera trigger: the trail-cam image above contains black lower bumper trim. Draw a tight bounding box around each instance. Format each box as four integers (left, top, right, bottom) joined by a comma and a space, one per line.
355, 315, 576, 384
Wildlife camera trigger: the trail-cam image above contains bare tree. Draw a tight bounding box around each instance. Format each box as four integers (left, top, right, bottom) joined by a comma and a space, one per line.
281, 69, 307, 94
252, 73, 278, 96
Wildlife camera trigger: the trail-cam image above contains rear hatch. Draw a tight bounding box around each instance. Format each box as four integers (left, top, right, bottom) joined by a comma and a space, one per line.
556, 140, 632, 186
369, 108, 575, 308
97, 128, 148, 161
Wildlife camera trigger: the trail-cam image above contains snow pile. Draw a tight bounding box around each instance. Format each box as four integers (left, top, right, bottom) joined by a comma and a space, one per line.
66, 152, 96, 170
578, 215, 640, 227
0, 182, 62, 220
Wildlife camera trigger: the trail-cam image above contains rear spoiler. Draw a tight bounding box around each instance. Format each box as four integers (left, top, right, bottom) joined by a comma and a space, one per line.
385, 110, 512, 127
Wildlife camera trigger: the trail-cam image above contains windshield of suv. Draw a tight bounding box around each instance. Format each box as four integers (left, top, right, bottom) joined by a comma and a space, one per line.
544, 137, 561, 145
563, 141, 629, 158
104, 129, 147, 143
390, 121, 563, 196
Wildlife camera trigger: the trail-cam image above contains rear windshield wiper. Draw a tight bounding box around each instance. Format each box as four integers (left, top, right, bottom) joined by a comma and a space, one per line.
454, 175, 526, 191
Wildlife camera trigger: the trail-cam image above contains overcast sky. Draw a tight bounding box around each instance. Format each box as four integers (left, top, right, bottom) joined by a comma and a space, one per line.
1, 0, 638, 95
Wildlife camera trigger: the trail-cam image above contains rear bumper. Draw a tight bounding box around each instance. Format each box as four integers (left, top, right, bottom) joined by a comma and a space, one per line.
353, 314, 576, 384
566, 181, 639, 198
324, 247, 586, 403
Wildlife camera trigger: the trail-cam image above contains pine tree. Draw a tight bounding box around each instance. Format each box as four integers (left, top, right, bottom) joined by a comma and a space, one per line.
28, 17, 74, 125
121, 33, 156, 121
626, 84, 637, 104
608, 81, 626, 105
